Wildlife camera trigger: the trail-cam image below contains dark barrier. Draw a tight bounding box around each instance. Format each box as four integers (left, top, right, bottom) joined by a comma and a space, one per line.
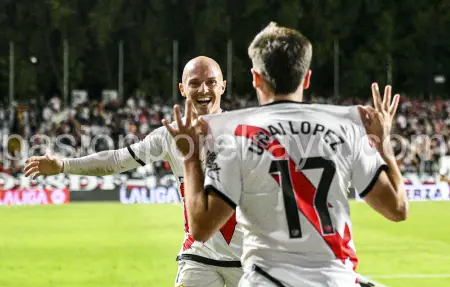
1, 172, 448, 204
0, 172, 180, 204
70, 188, 120, 201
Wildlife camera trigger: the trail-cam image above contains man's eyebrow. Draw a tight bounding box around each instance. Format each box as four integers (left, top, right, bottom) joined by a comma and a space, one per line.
188, 77, 218, 82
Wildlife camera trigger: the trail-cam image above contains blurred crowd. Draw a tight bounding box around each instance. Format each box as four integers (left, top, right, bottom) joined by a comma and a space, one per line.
311, 95, 450, 179
1, 94, 449, 181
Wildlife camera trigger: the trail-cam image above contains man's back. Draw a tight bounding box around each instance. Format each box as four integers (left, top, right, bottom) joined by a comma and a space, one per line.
204, 101, 387, 286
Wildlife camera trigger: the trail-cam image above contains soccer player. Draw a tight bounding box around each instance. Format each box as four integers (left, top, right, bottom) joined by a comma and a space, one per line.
23, 56, 244, 287
166, 23, 408, 287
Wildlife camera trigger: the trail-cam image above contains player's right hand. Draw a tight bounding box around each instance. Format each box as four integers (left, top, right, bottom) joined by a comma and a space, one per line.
24, 154, 64, 179
357, 83, 400, 156
162, 99, 208, 161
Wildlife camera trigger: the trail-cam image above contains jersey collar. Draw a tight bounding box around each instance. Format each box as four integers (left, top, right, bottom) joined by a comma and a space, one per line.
261, 100, 311, 107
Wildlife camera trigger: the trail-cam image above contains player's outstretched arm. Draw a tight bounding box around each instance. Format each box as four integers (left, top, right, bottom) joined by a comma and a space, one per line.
24, 149, 140, 178
24, 128, 168, 178
357, 83, 408, 222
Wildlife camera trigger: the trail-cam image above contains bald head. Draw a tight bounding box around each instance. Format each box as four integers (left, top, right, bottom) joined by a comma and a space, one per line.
179, 56, 226, 116
182, 56, 223, 83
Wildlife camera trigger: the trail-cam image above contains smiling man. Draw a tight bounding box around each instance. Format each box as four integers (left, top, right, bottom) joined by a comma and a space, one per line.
180, 56, 224, 115
23, 56, 244, 287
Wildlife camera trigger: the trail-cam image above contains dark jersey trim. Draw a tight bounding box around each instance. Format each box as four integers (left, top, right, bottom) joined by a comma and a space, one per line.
359, 164, 389, 198
261, 100, 311, 107
252, 264, 286, 287
205, 185, 237, 209
176, 254, 241, 268
126, 146, 146, 166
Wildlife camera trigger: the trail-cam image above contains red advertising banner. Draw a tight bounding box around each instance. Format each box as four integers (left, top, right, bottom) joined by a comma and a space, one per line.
0, 188, 70, 206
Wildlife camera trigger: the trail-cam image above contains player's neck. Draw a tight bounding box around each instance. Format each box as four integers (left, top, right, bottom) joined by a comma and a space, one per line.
260, 92, 303, 105
197, 108, 222, 117
259, 83, 305, 105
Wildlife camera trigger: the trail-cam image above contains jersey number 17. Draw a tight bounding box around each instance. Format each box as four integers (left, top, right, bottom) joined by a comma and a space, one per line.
269, 156, 336, 238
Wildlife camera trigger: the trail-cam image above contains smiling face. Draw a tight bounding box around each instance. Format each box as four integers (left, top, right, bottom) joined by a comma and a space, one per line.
179, 56, 226, 116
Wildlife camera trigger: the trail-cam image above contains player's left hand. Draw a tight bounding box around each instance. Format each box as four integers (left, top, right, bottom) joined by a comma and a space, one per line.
358, 83, 399, 156
162, 99, 208, 161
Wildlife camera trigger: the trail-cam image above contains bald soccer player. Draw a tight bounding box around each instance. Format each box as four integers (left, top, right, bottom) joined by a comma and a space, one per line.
24, 56, 244, 287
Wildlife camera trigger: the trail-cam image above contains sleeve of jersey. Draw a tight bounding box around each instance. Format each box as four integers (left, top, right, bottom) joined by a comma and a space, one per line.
203, 122, 243, 209
126, 126, 169, 166
439, 157, 448, 177
62, 127, 169, 176
351, 126, 388, 198
63, 148, 141, 176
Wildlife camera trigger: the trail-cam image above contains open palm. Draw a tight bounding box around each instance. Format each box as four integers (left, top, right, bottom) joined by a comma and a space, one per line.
24, 154, 63, 179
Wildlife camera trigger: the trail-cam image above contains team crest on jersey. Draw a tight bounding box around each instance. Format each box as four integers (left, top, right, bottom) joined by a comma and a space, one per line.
206, 150, 221, 182
253, 130, 273, 148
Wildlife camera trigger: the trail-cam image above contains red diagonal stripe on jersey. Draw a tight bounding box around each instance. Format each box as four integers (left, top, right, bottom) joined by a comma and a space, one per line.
235, 124, 358, 269
183, 234, 195, 251
220, 213, 237, 244
235, 124, 287, 158
271, 174, 281, 185
180, 183, 190, 234
180, 183, 195, 251
181, 181, 236, 246
182, 199, 195, 251
289, 160, 358, 268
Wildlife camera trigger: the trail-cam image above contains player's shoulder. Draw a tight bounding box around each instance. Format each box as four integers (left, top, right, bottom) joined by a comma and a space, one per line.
203, 107, 259, 134
300, 103, 372, 150
142, 124, 170, 143
306, 103, 362, 125
204, 107, 259, 122
310, 103, 366, 134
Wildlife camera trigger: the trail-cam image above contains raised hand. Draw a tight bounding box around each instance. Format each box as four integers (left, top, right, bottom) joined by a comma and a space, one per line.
358, 83, 400, 155
162, 99, 208, 161
23, 154, 64, 179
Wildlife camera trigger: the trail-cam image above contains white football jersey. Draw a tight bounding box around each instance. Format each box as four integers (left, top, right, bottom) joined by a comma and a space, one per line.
202, 101, 387, 282
439, 156, 450, 179
127, 121, 243, 264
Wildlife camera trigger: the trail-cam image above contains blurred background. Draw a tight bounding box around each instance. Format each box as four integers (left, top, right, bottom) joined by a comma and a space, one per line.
0, 0, 450, 180
0, 1, 450, 287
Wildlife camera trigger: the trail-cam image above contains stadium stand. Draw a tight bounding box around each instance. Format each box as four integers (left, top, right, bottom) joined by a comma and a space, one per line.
1, 94, 449, 182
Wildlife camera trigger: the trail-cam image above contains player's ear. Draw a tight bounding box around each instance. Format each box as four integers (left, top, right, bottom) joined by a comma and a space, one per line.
251, 68, 262, 89
303, 69, 312, 90
179, 82, 186, 98
222, 80, 227, 94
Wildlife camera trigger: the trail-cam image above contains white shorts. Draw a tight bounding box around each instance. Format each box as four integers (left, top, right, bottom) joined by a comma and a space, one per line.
175, 259, 243, 287
238, 264, 360, 287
